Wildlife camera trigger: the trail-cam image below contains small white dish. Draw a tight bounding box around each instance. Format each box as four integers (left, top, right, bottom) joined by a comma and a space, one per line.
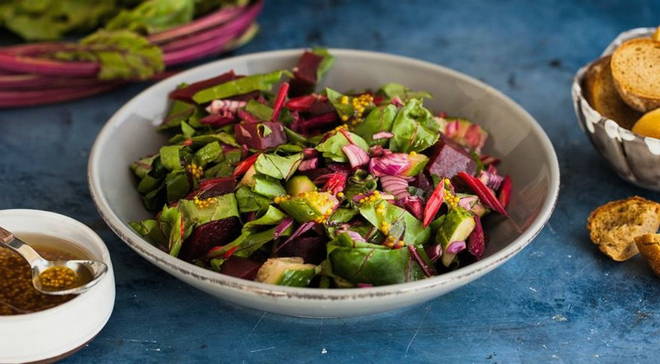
89, 49, 559, 317
0, 209, 115, 363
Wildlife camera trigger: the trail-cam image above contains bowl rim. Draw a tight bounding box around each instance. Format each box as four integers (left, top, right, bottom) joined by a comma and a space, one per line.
88, 48, 560, 300
0, 208, 113, 321
572, 27, 659, 143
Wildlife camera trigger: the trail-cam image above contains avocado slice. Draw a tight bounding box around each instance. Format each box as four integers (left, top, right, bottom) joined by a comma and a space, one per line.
434, 207, 475, 267
278, 191, 338, 223
403, 153, 429, 176
255, 257, 317, 287
286, 175, 317, 196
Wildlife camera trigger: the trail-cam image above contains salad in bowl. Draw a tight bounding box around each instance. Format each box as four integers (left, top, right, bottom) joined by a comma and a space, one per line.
128, 49, 513, 289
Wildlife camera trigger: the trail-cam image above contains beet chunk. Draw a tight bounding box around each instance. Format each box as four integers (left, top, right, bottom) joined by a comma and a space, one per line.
198, 177, 236, 199
276, 236, 326, 265
234, 121, 287, 150
180, 217, 241, 261
290, 51, 324, 96
220, 256, 263, 280
426, 137, 476, 178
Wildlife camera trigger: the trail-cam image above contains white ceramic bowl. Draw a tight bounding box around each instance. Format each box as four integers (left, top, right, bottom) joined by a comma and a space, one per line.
89, 49, 559, 317
0, 209, 115, 363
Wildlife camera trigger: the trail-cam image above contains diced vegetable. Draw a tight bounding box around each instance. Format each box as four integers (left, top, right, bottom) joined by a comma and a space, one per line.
255, 257, 317, 287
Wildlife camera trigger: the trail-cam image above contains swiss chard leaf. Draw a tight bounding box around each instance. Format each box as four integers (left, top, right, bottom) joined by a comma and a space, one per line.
245, 100, 273, 121
379, 83, 432, 101
358, 198, 429, 245
389, 99, 439, 153
312, 47, 335, 81
325, 88, 353, 120
105, 0, 195, 35
159, 145, 183, 170
177, 193, 239, 226
235, 186, 271, 213
194, 141, 222, 167
253, 174, 287, 198
254, 152, 303, 180
193, 70, 290, 104
55, 30, 164, 80
328, 232, 425, 285
352, 105, 397, 146
210, 206, 292, 259
316, 131, 369, 163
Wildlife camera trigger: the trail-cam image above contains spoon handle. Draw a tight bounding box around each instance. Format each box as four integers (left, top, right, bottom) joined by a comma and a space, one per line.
0, 226, 44, 266
0, 226, 13, 244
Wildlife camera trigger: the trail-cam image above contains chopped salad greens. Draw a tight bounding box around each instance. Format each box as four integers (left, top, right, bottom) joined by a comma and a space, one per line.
129, 49, 513, 288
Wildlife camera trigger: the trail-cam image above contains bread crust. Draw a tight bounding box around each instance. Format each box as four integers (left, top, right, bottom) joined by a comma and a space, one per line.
582, 56, 641, 129
611, 38, 660, 113
635, 234, 660, 276
587, 196, 660, 261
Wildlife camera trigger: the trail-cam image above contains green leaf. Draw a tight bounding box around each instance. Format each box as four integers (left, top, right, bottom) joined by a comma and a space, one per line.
358, 198, 429, 245
178, 193, 239, 225
253, 174, 287, 198
164, 170, 190, 202
130, 154, 157, 179
159, 145, 183, 170
284, 127, 309, 146
105, 0, 195, 34
158, 205, 186, 256
209, 206, 292, 258
55, 30, 164, 80
194, 141, 221, 167
328, 233, 425, 285
235, 186, 271, 213
327, 208, 359, 224
311, 47, 335, 82
190, 132, 239, 148
352, 105, 397, 146
325, 88, 353, 120
159, 98, 198, 130
278, 268, 317, 287
137, 174, 161, 194
193, 70, 290, 104
254, 153, 303, 180
389, 99, 439, 153
181, 121, 195, 139
130, 219, 166, 247
0, 0, 116, 41
343, 170, 378, 203
379, 83, 432, 101
315, 131, 369, 163
245, 100, 273, 121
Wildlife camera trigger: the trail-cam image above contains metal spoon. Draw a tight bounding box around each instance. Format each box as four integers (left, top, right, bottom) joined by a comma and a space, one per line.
0, 226, 107, 295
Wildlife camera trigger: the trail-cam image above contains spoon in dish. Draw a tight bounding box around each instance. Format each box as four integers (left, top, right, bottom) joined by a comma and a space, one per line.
0, 226, 107, 295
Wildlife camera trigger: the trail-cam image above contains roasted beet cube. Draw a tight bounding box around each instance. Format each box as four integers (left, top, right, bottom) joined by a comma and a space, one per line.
220, 256, 263, 280
426, 137, 476, 178
276, 236, 327, 265
234, 121, 287, 150
180, 217, 241, 261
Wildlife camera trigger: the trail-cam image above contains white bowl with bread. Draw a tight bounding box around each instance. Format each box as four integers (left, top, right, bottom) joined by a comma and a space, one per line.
572, 27, 660, 191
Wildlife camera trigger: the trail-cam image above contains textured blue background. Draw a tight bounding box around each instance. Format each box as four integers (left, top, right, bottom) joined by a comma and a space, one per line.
1, 0, 660, 363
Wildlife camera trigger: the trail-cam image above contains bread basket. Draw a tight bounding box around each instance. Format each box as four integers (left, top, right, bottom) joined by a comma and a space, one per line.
572, 27, 660, 191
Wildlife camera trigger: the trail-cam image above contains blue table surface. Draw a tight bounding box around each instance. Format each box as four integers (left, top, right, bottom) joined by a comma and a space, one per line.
2, 0, 660, 363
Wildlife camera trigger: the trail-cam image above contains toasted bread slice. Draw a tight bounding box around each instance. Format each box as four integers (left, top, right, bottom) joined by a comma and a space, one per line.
587, 196, 660, 261
582, 56, 642, 129
610, 37, 660, 113
635, 233, 660, 276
